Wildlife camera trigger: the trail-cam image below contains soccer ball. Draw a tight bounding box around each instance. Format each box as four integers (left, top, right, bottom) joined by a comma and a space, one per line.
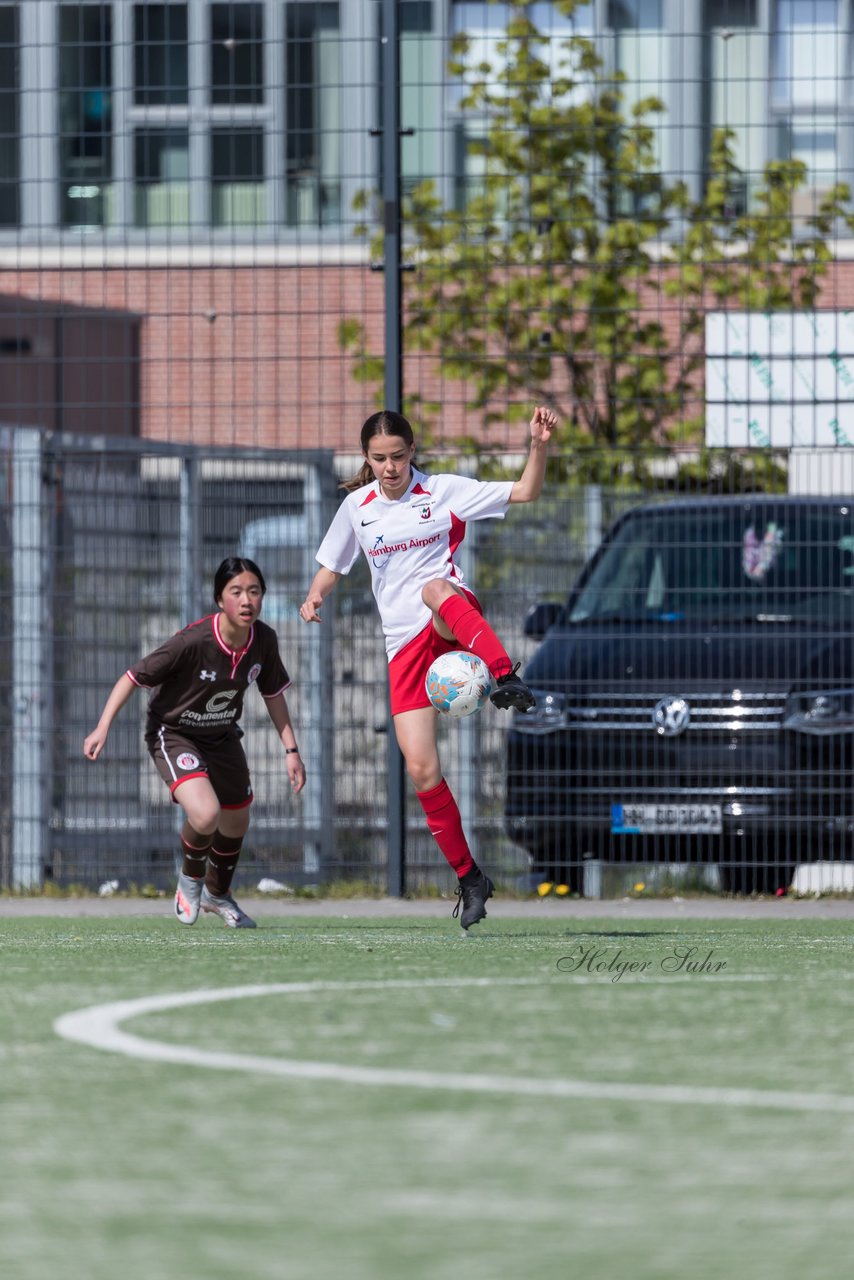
425, 650, 493, 718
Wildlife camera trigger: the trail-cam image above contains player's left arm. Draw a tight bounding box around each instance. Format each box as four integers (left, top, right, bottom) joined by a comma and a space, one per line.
509, 406, 559, 504
263, 693, 306, 794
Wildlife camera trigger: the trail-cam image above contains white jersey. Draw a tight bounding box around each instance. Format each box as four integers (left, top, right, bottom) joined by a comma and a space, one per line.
316, 468, 514, 660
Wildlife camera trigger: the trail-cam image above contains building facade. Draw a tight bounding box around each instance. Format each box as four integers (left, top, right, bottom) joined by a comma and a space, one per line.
0, 1, 850, 449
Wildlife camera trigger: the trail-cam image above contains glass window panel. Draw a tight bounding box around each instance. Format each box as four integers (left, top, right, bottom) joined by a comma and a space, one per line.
772, 0, 839, 109
401, 0, 432, 32
449, 2, 589, 206
450, 2, 587, 105
285, 3, 341, 228
211, 127, 264, 225
400, 2, 442, 194
59, 4, 113, 229
608, 0, 665, 167
704, 1, 763, 210
0, 5, 19, 227
134, 128, 190, 227
134, 4, 188, 106
779, 116, 838, 185
211, 3, 264, 105
609, 0, 662, 28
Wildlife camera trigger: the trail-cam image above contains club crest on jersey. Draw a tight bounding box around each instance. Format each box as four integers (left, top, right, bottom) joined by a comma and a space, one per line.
247, 663, 262, 684
418, 504, 431, 521
176, 752, 200, 771
200, 669, 216, 682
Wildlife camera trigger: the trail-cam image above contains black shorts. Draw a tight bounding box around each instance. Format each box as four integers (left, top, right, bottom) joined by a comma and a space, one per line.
146, 726, 253, 809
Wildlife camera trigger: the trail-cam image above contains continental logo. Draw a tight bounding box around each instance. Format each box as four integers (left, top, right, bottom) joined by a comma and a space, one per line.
367, 532, 442, 559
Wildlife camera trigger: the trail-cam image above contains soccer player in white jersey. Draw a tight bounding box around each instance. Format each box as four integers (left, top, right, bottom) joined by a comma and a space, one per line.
84, 558, 306, 928
299, 405, 558, 928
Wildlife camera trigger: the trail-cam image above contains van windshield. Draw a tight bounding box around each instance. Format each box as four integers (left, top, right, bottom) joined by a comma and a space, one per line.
569, 505, 854, 624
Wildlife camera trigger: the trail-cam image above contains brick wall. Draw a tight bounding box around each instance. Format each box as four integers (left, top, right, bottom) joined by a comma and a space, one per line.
3, 257, 854, 453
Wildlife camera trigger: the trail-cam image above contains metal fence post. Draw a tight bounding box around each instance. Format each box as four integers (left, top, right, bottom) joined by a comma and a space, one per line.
179, 454, 202, 626
12, 427, 49, 889
303, 457, 336, 879
584, 484, 603, 560
381, 0, 406, 897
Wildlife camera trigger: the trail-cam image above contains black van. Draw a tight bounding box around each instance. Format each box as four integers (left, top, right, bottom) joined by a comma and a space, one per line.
505, 495, 854, 893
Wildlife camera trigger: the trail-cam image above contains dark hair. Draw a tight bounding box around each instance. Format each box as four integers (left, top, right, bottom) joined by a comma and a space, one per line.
213, 557, 267, 604
341, 409, 416, 492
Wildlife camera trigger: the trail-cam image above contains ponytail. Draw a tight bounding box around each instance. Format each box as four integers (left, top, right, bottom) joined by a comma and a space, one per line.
341, 460, 375, 492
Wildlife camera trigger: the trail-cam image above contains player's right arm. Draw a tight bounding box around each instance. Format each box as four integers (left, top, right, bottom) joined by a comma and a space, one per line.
299, 567, 342, 624
83, 673, 137, 760
300, 496, 361, 623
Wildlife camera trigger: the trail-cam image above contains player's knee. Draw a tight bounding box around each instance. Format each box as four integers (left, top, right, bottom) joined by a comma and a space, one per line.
421, 579, 454, 610
405, 759, 441, 792
185, 801, 220, 835
219, 811, 251, 840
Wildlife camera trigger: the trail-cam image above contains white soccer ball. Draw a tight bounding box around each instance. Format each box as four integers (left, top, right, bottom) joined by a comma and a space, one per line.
425, 650, 493, 718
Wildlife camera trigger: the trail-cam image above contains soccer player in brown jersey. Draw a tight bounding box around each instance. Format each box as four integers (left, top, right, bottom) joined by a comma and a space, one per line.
83, 558, 305, 928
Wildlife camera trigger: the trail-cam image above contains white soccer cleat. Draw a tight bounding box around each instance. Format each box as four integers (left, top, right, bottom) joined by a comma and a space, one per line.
174, 872, 203, 925
200, 886, 257, 929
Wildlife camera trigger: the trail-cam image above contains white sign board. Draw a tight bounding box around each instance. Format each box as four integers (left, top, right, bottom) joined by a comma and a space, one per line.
705, 311, 854, 448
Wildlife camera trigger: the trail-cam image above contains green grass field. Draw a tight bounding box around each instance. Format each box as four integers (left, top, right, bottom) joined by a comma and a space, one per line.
2, 910, 854, 1280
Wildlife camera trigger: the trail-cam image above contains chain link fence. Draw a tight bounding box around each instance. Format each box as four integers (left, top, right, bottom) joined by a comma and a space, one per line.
3, 428, 854, 897
2, 3, 854, 896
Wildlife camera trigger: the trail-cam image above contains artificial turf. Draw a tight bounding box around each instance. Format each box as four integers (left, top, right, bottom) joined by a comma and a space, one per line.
1, 912, 853, 1280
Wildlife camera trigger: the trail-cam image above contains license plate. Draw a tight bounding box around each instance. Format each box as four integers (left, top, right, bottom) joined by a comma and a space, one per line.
611, 803, 723, 835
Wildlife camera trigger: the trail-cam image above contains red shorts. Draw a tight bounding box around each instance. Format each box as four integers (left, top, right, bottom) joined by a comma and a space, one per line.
388, 589, 482, 716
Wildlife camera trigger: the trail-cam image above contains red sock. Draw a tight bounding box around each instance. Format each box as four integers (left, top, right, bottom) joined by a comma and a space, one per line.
436, 595, 512, 679
416, 779, 474, 878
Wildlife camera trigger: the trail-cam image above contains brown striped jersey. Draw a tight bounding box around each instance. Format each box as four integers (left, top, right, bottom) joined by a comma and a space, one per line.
127, 613, 291, 738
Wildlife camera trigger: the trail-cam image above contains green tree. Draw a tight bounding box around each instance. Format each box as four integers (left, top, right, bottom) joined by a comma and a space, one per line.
341, 0, 851, 485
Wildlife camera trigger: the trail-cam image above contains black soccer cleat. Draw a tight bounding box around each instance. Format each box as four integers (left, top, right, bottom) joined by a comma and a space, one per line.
489, 662, 535, 712
453, 869, 494, 930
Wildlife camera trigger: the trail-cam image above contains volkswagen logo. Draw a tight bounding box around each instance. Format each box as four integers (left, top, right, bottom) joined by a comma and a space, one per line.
652, 696, 691, 737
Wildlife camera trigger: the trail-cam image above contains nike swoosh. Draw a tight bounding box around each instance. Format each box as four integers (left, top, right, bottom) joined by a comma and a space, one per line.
361, 519, 380, 526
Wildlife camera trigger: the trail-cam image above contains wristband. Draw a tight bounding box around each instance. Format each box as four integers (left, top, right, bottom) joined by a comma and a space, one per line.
285, 747, 300, 754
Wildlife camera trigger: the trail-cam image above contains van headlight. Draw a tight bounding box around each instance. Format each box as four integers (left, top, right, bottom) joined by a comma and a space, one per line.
783, 689, 854, 735
513, 690, 567, 733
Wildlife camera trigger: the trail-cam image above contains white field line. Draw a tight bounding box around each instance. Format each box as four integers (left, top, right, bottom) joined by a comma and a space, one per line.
53, 976, 854, 1115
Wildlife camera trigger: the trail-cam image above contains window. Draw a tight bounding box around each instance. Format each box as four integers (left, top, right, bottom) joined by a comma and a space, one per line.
285, 2, 341, 226
449, 1, 589, 210
211, 2, 264, 105
399, 2, 440, 197
703, 1, 763, 215
772, 0, 838, 111
607, 0, 667, 214
609, 0, 666, 105
0, 5, 18, 227
771, 0, 844, 193
59, 3, 113, 229
134, 3, 189, 106
212, 127, 264, 225
134, 128, 190, 226
450, 1, 590, 102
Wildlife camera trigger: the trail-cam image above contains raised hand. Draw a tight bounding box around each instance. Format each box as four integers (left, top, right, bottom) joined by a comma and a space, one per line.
530, 405, 558, 445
